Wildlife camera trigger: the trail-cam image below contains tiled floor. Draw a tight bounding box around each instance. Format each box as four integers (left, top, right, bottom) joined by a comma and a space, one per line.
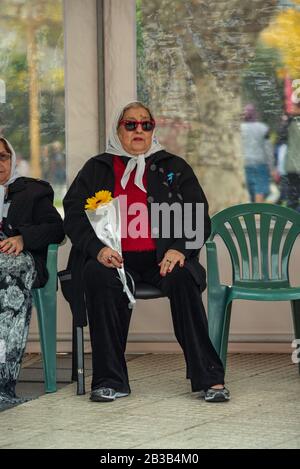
1, 353, 300, 449
16, 353, 92, 400
15, 353, 138, 403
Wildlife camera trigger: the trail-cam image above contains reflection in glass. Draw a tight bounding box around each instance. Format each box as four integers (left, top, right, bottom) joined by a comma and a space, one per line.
137, 0, 300, 214
0, 0, 65, 206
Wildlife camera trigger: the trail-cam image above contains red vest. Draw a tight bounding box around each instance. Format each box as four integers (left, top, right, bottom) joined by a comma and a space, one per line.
113, 156, 156, 252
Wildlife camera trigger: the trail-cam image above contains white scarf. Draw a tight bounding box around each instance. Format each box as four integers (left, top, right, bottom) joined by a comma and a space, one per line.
0, 138, 20, 222
106, 101, 163, 192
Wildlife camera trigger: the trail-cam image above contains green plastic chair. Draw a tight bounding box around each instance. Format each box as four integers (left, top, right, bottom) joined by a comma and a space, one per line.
32, 244, 58, 393
206, 203, 300, 371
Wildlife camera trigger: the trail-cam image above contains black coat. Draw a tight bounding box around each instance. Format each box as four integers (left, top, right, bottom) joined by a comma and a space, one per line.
63, 150, 211, 326
2, 177, 65, 288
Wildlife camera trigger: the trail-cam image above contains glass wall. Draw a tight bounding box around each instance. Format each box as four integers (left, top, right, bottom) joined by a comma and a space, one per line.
137, 0, 300, 214
0, 0, 65, 207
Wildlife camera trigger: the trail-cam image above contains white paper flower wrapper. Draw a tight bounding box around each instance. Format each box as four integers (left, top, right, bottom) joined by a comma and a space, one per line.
85, 197, 136, 308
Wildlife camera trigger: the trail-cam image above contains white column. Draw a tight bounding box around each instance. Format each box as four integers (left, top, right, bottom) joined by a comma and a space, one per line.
64, 0, 100, 184
104, 0, 137, 136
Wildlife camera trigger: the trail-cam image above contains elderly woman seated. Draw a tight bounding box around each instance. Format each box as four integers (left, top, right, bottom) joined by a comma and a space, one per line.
63, 101, 230, 403
0, 138, 64, 408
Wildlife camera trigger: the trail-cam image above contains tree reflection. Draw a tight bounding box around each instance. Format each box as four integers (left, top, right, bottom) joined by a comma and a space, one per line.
0, 0, 64, 185
137, 0, 299, 213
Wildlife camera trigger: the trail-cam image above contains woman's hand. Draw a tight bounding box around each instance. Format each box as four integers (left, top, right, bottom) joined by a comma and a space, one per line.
0, 235, 24, 256
97, 247, 123, 268
159, 249, 185, 276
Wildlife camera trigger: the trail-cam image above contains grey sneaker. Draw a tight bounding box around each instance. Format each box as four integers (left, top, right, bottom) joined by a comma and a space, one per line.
204, 387, 230, 403
90, 387, 129, 402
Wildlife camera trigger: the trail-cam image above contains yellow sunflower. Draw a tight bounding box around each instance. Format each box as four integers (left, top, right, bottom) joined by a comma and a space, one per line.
85, 190, 113, 210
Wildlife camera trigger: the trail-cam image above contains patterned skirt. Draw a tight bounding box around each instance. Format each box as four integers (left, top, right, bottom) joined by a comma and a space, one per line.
0, 251, 36, 409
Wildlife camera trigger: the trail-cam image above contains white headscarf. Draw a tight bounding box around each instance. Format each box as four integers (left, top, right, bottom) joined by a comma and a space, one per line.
0, 138, 20, 222
106, 101, 163, 192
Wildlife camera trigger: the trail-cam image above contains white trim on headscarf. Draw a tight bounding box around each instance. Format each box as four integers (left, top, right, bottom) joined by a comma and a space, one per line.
0, 138, 20, 222
106, 101, 164, 192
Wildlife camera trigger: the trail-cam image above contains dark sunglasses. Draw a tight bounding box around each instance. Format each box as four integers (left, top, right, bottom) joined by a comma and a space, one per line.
119, 119, 155, 132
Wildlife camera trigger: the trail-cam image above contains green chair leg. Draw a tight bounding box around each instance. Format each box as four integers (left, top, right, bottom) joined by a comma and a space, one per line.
32, 244, 58, 393
208, 285, 229, 359
291, 299, 300, 375
219, 301, 233, 370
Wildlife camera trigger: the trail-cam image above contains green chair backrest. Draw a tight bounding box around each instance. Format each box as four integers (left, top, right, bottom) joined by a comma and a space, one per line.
208, 203, 300, 288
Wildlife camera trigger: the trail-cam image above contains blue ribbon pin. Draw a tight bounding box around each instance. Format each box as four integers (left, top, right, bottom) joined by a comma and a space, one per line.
167, 172, 175, 184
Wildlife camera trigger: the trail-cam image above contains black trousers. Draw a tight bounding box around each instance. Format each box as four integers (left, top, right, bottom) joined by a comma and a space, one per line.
83, 250, 225, 393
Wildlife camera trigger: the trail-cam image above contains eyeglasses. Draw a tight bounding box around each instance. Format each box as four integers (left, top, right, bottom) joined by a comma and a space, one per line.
0, 152, 11, 162
119, 119, 155, 132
